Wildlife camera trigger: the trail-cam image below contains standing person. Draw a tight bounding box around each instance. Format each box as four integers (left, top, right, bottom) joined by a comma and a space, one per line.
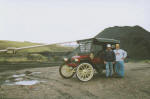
114, 44, 127, 77
103, 44, 116, 77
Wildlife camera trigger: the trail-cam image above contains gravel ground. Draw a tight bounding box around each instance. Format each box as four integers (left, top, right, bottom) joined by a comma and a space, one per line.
0, 62, 150, 99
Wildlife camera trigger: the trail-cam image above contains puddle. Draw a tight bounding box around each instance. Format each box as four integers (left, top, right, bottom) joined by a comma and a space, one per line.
15, 78, 23, 81
15, 80, 39, 85
1, 71, 44, 86
5, 80, 41, 85
4, 79, 46, 85
31, 72, 41, 75
12, 74, 25, 78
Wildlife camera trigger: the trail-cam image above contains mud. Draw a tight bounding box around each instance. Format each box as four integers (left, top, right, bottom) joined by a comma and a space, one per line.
0, 62, 150, 99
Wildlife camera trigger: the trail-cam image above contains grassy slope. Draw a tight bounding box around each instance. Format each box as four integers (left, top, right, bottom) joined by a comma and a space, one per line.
0, 40, 74, 62
0, 40, 73, 53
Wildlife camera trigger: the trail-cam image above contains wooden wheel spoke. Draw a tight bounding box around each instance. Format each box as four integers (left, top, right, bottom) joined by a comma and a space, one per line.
60, 65, 74, 77
77, 63, 94, 81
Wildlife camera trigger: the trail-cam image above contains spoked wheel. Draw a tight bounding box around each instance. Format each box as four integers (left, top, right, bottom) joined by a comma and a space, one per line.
76, 63, 94, 81
59, 64, 75, 79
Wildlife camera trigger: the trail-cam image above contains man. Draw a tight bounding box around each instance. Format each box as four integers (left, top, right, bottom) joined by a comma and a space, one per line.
103, 44, 116, 77
114, 44, 127, 77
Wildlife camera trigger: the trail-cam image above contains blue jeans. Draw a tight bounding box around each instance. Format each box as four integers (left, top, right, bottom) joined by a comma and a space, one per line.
105, 62, 113, 77
115, 61, 124, 77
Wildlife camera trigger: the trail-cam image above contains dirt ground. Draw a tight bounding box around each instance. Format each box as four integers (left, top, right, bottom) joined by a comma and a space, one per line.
0, 62, 150, 99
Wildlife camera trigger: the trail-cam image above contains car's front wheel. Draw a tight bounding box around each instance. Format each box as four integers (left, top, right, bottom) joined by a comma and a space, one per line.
76, 63, 94, 81
59, 64, 75, 79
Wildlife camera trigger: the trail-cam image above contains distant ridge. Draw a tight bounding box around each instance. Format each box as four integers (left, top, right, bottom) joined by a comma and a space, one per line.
95, 25, 150, 59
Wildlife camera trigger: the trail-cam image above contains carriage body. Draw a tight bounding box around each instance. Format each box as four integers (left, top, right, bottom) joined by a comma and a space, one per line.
59, 38, 120, 81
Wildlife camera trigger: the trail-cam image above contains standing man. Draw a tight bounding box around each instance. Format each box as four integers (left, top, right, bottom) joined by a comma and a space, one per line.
114, 44, 127, 77
103, 44, 116, 77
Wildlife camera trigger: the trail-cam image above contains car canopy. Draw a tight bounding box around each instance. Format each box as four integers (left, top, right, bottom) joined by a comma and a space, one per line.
77, 38, 120, 44
67, 38, 120, 57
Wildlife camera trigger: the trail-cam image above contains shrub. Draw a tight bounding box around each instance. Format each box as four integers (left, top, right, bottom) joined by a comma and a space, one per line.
27, 54, 47, 61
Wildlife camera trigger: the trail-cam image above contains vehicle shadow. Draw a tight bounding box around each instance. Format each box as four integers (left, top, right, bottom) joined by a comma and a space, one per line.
70, 73, 107, 83
92, 73, 106, 80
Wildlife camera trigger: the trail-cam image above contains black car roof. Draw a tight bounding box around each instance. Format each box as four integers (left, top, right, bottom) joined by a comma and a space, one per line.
77, 38, 120, 44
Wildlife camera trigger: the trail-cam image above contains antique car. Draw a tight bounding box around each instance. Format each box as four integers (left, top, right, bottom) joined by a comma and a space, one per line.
59, 38, 120, 81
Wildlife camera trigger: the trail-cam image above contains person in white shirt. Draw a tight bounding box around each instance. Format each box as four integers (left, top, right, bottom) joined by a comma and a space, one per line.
113, 44, 127, 77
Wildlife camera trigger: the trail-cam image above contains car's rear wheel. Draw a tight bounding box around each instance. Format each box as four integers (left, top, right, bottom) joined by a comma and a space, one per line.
59, 64, 75, 79
76, 63, 94, 81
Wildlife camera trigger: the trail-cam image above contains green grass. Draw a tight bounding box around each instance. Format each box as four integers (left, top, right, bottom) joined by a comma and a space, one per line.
0, 40, 38, 49
0, 57, 28, 62
0, 40, 74, 62
0, 40, 74, 53
142, 60, 150, 63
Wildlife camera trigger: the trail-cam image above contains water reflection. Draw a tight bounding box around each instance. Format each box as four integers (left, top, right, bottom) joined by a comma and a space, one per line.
0, 71, 45, 86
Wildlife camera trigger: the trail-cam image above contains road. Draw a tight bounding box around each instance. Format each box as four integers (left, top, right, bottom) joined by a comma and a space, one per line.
0, 62, 150, 99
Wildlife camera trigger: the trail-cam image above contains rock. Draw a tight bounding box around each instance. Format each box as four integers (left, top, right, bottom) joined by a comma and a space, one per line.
25, 71, 32, 75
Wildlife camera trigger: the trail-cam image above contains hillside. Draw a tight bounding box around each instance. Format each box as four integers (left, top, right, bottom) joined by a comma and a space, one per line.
0, 40, 74, 62
95, 25, 150, 59
0, 40, 73, 53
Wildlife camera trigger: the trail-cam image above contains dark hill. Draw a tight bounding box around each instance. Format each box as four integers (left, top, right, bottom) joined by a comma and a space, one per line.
95, 25, 150, 59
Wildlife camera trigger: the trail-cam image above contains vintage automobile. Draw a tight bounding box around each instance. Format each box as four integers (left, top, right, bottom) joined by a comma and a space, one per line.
59, 38, 120, 81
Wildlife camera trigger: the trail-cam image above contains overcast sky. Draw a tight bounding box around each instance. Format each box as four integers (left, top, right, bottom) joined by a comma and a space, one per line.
0, 0, 149, 44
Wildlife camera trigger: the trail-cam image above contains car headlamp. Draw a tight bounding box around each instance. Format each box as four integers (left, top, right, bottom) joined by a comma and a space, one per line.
75, 58, 79, 62
64, 58, 68, 61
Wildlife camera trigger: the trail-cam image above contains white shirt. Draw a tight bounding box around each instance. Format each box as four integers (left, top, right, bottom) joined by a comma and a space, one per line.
113, 49, 127, 61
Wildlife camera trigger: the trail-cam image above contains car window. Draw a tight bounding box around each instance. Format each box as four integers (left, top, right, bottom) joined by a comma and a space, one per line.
67, 47, 80, 57
92, 44, 103, 52
79, 42, 91, 53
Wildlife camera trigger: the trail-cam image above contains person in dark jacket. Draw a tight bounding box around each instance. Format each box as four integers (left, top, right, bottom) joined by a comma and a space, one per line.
103, 44, 116, 77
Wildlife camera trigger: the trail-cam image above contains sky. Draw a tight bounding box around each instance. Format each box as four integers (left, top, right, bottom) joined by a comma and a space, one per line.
0, 0, 150, 44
